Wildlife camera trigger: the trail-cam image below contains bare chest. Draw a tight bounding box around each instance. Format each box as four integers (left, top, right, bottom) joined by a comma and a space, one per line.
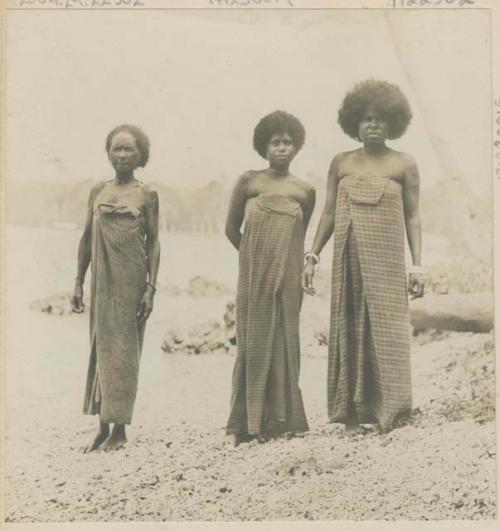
247, 175, 308, 207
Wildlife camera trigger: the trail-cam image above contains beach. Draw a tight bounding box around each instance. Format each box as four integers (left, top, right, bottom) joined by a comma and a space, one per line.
4, 226, 496, 522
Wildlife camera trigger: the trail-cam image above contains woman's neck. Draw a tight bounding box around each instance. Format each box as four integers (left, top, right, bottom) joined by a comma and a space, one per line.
114, 172, 135, 185
362, 142, 388, 157
267, 164, 289, 177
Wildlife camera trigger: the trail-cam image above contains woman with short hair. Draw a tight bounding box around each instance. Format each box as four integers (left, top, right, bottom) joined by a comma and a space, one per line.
303, 80, 424, 434
225, 110, 316, 446
72, 124, 160, 452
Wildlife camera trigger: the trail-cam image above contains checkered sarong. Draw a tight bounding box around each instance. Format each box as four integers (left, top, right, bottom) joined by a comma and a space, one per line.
83, 197, 147, 425
328, 175, 411, 430
226, 193, 309, 436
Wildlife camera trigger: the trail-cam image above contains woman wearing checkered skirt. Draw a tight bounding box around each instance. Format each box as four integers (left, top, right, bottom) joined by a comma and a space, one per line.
302, 80, 425, 433
225, 111, 316, 447
72, 125, 160, 452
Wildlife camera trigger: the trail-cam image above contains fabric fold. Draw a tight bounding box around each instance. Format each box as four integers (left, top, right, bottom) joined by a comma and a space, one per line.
226, 193, 309, 436
83, 188, 147, 425
328, 175, 411, 431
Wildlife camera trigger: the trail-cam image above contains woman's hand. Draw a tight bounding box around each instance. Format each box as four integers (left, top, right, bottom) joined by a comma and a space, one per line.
408, 272, 424, 299
137, 285, 155, 322
71, 282, 85, 313
302, 262, 316, 296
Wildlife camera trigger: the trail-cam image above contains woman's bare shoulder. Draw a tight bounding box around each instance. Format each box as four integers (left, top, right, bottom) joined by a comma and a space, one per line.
331, 149, 361, 166
140, 184, 160, 211
388, 148, 417, 168
235, 169, 260, 188
291, 175, 315, 194
88, 180, 108, 202
244, 169, 264, 179
141, 183, 159, 198
90, 180, 108, 193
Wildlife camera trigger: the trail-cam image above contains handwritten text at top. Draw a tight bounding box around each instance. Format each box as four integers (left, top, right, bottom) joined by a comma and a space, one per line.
387, 0, 474, 6
19, 0, 145, 7
208, 0, 295, 7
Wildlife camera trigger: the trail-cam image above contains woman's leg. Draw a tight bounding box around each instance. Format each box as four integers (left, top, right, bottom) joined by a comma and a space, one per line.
345, 405, 362, 434
82, 417, 110, 453
233, 433, 254, 447
99, 423, 127, 452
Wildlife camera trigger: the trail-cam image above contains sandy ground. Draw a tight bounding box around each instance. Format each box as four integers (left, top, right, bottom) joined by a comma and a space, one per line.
5, 294, 496, 522
4, 227, 496, 522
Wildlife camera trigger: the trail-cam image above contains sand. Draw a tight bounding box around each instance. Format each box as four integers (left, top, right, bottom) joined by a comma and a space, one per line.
4, 227, 496, 522
5, 294, 496, 522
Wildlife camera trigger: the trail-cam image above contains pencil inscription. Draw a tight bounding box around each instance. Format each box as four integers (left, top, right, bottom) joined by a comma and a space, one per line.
208, 0, 295, 7
19, 0, 145, 7
387, 0, 474, 6
495, 98, 500, 180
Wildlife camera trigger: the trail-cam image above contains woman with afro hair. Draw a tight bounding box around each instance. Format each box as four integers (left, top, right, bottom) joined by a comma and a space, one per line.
72, 124, 160, 452
303, 80, 424, 434
225, 110, 316, 446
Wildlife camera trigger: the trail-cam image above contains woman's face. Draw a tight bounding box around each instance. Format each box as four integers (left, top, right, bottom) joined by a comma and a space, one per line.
266, 132, 297, 166
108, 131, 141, 173
358, 109, 389, 145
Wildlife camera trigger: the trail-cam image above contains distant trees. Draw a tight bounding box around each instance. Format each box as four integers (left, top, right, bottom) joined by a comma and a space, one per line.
7, 179, 228, 233
6, 177, 490, 254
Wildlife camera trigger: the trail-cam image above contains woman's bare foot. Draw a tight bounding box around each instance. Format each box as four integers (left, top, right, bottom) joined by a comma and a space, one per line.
345, 424, 364, 435
233, 433, 253, 447
98, 424, 127, 452
345, 409, 364, 436
345, 414, 364, 435
81, 421, 109, 453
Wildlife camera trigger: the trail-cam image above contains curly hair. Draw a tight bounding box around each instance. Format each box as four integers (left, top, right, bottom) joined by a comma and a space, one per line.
105, 124, 150, 167
338, 80, 413, 140
253, 110, 306, 159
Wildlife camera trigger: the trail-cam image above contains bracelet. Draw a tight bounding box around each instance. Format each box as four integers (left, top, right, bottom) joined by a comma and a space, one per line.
146, 281, 157, 293
304, 252, 320, 265
409, 265, 424, 274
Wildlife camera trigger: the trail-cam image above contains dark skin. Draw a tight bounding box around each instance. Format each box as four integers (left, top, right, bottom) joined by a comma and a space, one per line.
72, 130, 161, 452
225, 132, 316, 252
302, 109, 424, 433
225, 131, 315, 446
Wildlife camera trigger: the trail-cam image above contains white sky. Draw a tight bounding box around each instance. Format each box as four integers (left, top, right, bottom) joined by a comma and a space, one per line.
6, 9, 491, 196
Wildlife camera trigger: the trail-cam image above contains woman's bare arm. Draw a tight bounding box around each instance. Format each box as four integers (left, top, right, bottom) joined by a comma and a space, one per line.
72, 182, 104, 311
225, 172, 250, 251
309, 154, 341, 258
137, 187, 161, 323
402, 156, 422, 267
76, 183, 105, 282
302, 155, 341, 295
144, 188, 161, 287
302, 186, 316, 233
402, 155, 424, 299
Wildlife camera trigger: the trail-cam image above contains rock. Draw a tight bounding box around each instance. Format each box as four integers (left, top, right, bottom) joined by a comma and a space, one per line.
188, 276, 232, 297
161, 320, 226, 355
223, 301, 236, 347
161, 300, 236, 355
161, 283, 184, 296
30, 292, 89, 316
410, 293, 493, 333
274, 455, 324, 478
160, 277, 233, 298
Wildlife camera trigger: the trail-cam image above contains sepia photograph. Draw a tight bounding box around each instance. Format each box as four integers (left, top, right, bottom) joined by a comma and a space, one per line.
2, 1, 497, 527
